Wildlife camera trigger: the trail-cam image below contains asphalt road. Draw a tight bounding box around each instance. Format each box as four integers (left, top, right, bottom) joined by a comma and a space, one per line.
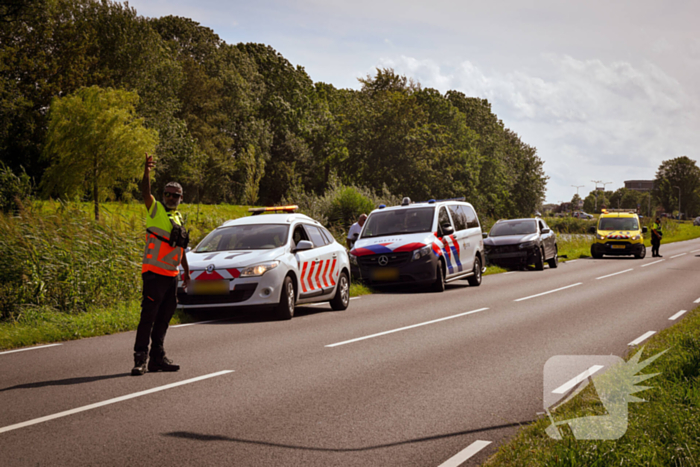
2, 238, 700, 466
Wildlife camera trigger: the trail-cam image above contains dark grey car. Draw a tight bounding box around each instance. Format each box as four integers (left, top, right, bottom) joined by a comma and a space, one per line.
483, 218, 558, 270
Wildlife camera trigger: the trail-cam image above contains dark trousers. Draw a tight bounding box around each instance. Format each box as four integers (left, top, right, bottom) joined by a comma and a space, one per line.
134, 272, 178, 356
651, 237, 661, 256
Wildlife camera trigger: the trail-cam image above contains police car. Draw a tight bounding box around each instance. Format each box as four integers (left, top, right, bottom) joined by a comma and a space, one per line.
177, 206, 351, 319
349, 197, 485, 291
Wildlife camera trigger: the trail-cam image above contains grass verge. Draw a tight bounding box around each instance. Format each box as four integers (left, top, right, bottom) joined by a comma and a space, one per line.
485, 306, 700, 466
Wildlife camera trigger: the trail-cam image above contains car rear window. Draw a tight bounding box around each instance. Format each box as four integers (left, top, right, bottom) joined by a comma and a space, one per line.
195, 224, 290, 252
362, 207, 435, 238
490, 220, 537, 237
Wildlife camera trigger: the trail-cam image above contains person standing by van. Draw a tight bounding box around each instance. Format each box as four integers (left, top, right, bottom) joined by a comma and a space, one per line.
346, 214, 367, 249
651, 217, 662, 257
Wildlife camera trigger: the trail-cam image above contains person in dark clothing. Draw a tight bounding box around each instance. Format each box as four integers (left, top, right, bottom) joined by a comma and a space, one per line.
651, 217, 662, 257
132, 154, 190, 376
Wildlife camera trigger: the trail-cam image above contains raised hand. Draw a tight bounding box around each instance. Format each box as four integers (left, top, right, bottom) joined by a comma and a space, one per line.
145, 153, 155, 174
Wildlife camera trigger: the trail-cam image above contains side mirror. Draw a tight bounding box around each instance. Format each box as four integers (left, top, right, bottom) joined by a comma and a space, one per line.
642, 226, 648, 233
185, 247, 192, 253
541, 228, 550, 234
588, 226, 596, 234
294, 240, 314, 252
442, 224, 454, 236
482, 232, 488, 239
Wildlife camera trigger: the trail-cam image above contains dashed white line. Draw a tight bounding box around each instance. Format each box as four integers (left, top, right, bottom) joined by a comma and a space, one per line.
565, 260, 578, 264
325, 308, 489, 347
670, 253, 687, 259
694, 297, 700, 304
669, 310, 688, 321
514, 283, 582, 302
0, 370, 234, 435
628, 331, 656, 346
438, 440, 492, 467
691, 249, 700, 253
503, 271, 518, 275
172, 319, 223, 328
596, 269, 633, 280
552, 365, 604, 394
641, 259, 664, 268
0, 344, 62, 356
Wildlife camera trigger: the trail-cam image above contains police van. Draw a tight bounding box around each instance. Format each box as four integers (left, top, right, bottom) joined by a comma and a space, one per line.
177, 206, 351, 320
349, 198, 485, 291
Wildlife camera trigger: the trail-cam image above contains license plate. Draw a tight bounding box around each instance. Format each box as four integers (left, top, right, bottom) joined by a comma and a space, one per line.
371, 268, 399, 281
189, 280, 229, 295
611, 245, 626, 249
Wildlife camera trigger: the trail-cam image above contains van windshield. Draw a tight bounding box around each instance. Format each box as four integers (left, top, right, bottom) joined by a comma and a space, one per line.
362, 207, 435, 238
599, 217, 639, 231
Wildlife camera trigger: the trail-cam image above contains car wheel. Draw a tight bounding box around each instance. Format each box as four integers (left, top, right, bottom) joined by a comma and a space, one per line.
534, 247, 545, 271
591, 245, 603, 259
274, 275, 295, 320
431, 260, 446, 292
634, 246, 647, 259
467, 257, 482, 286
547, 246, 559, 268
330, 271, 350, 311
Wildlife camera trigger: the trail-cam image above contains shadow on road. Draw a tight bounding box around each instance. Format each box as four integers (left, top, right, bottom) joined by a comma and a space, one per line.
0, 373, 130, 392
162, 420, 533, 452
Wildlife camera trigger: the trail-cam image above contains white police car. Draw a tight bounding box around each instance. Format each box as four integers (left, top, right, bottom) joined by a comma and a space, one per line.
177, 206, 351, 319
349, 197, 485, 291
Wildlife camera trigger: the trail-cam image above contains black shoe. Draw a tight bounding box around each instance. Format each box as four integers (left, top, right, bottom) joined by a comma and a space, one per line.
657, 255, 663, 258
148, 354, 180, 372
131, 352, 148, 376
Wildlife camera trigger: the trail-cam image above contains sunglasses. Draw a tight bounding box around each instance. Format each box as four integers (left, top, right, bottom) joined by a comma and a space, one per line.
164, 192, 182, 199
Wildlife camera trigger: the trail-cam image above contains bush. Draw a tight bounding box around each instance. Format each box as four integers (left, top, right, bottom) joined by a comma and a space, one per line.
328, 187, 375, 227
0, 163, 32, 213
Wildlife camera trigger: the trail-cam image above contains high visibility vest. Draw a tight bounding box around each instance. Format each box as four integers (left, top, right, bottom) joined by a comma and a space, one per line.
142, 197, 184, 277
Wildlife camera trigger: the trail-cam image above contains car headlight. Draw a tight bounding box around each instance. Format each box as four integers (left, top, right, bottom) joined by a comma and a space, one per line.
411, 245, 432, 261
349, 254, 358, 266
631, 234, 641, 241
239, 261, 279, 277
518, 241, 537, 250
596, 233, 606, 240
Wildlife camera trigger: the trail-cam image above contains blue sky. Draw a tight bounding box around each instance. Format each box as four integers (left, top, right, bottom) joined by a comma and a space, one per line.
126, 0, 700, 204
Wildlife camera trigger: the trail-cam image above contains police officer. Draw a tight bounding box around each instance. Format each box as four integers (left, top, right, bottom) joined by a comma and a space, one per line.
651, 217, 663, 257
132, 154, 191, 376
346, 214, 367, 249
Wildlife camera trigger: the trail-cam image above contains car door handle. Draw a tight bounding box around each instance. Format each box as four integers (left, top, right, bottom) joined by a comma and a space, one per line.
332, 254, 337, 258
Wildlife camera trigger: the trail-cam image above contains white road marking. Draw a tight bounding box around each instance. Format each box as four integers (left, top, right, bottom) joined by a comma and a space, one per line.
694, 297, 700, 304
629, 331, 656, 346
670, 253, 687, 259
350, 297, 361, 300
326, 308, 489, 347
0, 344, 62, 356
596, 269, 633, 280
438, 440, 492, 467
0, 370, 234, 435
691, 249, 700, 253
669, 310, 688, 321
552, 365, 604, 394
514, 283, 582, 302
565, 260, 578, 264
641, 259, 664, 268
172, 319, 223, 328
503, 271, 517, 275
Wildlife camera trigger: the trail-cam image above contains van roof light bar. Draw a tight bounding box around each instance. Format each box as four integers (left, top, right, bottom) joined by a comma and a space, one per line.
248, 205, 299, 216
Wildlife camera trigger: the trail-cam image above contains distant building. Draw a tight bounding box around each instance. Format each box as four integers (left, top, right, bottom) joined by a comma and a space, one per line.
624, 180, 654, 192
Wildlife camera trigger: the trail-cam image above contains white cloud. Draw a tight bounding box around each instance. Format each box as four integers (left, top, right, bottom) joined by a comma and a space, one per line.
380, 54, 699, 202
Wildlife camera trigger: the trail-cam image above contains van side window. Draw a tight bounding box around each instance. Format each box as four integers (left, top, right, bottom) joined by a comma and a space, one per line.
438, 207, 453, 236
304, 225, 327, 247
448, 205, 468, 231
465, 206, 480, 229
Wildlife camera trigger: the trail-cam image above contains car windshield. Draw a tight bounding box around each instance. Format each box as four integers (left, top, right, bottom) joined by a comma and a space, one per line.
195, 224, 289, 252
599, 217, 639, 231
362, 207, 435, 238
490, 220, 537, 237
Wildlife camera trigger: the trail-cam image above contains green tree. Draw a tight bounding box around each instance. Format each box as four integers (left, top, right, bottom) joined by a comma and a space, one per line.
42, 86, 158, 220
653, 156, 700, 217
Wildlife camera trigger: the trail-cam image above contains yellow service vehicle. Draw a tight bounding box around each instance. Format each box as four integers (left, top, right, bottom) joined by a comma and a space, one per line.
590, 209, 648, 259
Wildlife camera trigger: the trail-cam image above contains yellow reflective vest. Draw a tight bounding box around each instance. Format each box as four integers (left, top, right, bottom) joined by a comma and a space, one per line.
142, 197, 184, 277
